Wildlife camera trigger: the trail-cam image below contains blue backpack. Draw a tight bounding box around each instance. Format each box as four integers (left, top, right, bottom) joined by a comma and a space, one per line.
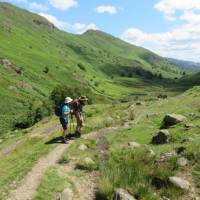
55, 103, 64, 117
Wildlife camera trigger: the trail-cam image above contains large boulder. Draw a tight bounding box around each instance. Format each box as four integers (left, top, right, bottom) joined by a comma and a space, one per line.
61, 188, 73, 200
169, 177, 190, 191
152, 129, 170, 144
113, 189, 136, 200
161, 114, 186, 128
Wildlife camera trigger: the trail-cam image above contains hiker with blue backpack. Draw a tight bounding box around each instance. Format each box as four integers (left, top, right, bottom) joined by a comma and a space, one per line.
58, 97, 73, 143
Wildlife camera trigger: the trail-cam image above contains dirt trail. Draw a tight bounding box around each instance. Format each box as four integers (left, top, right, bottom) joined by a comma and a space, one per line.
7, 126, 127, 200
7, 141, 73, 200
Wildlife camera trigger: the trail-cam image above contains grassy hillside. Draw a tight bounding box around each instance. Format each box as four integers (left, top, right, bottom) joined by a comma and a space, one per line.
0, 2, 191, 135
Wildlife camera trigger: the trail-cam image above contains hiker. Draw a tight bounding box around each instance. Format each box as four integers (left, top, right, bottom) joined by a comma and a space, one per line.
71, 96, 88, 138
60, 97, 73, 143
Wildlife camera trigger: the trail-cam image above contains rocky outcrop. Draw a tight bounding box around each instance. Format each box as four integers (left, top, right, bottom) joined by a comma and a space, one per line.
0, 58, 22, 74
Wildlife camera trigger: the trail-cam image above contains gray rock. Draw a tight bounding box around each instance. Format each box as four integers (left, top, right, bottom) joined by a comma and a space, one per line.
148, 149, 156, 157
61, 188, 73, 200
169, 176, 190, 190
177, 157, 188, 167
157, 151, 177, 162
128, 141, 141, 148
152, 129, 170, 144
79, 144, 87, 151
181, 137, 194, 143
162, 114, 186, 128
185, 124, 195, 128
113, 188, 136, 200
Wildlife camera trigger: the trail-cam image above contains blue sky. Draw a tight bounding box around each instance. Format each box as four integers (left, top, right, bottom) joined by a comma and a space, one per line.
1, 0, 200, 62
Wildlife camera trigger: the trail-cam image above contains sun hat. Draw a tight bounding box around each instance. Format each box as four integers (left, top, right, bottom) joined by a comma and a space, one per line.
65, 97, 73, 104
79, 96, 88, 101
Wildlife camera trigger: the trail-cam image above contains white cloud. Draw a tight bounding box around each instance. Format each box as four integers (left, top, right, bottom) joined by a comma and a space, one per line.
155, 0, 200, 21
122, 23, 200, 61
96, 5, 117, 14
71, 23, 98, 34
29, 2, 48, 11
120, 0, 200, 61
48, 0, 78, 10
38, 13, 98, 34
39, 12, 70, 29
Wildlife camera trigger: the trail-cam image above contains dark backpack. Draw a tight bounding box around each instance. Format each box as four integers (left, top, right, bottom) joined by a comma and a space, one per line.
55, 103, 64, 117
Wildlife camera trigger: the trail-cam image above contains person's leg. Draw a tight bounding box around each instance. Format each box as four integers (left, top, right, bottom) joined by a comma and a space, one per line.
60, 118, 68, 143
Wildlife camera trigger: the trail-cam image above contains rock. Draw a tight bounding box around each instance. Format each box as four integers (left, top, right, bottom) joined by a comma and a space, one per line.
79, 144, 87, 151
176, 146, 186, 155
157, 151, 177, 162
113, 188, 136, 200
177, 157, 188, 167
152, 129, 170, 144
161, 114, 186, 128
169, 177, 190, 190
181, 137, 194, 143
84, 157, 95, 165
148, 149, 156, 157
128, 141, 141, 148
185, 124, 195, 130
0, 58, 22, 74
61, 188, 73, 200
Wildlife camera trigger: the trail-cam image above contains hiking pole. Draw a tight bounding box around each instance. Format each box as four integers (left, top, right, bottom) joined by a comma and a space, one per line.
72, 116, 75, 133
69, 118, 72, 134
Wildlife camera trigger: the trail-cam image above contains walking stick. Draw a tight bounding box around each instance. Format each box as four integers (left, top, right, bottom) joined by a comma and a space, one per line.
69, 118, 72, 134
72, 115, 75, 133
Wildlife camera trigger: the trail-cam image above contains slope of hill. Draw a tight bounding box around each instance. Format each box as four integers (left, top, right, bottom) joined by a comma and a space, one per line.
0, 2, 189, 135
166, 58, 200, 72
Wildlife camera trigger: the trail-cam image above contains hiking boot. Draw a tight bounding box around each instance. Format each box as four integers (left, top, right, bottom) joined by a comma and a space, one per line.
74, 131, 81, 138
63, 137, 68, 144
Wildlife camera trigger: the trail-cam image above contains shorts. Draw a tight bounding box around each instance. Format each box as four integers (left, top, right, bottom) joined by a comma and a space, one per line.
60, 118, 68, 130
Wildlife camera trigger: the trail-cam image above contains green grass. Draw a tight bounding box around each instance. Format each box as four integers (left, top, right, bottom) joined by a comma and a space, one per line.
0, 118, 61, 199
97, 86, 200, 199
0, 2, 193, 135
34, 167, 74, 200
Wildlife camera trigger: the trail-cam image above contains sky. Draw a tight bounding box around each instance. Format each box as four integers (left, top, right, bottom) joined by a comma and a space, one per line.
1, 0, 200, 62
